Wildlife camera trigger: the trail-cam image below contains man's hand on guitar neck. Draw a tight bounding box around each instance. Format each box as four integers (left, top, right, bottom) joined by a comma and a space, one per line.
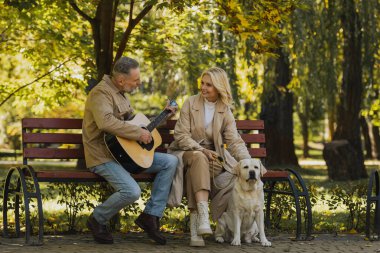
165, 100, 178, 119
139, 128, 152, 144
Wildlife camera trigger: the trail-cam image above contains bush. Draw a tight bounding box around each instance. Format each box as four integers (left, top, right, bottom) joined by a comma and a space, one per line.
321, 181, 367, 232
265, 181, 319, 234
44, 183, 93, 232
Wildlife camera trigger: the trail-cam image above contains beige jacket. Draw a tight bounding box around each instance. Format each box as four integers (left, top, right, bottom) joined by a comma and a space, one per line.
82, 75, 142, 168
168, 94, 251, 219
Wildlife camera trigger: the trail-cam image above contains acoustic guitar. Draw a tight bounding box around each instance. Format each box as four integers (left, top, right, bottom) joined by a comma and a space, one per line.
104, 100, 177, 174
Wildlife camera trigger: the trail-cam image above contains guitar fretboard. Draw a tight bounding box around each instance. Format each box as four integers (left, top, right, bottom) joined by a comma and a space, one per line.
146, 110, 171, 132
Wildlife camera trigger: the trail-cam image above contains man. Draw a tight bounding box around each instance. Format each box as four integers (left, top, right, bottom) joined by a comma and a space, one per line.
82, 56, 178, 245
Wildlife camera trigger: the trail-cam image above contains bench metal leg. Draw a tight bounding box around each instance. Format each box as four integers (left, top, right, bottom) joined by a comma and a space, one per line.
265, 181, 276, 229
3, 167, 23, 238
287, 174, 302, 239
21, 165, 44, 245
3, 167, 16, 238
14, 176, 21, 238
286, 168, 313, 240
287, 169, 313, 240
2, 165, 44, 245
263, 169, 313, 241
18, 166, 32, 244
366, 170, 380, 240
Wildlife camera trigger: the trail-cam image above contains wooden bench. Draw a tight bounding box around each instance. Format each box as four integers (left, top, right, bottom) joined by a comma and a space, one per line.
2, 118, 313, 245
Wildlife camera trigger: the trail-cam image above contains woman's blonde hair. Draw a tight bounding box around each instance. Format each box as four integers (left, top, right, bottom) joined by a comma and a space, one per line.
200, 67, 233, 106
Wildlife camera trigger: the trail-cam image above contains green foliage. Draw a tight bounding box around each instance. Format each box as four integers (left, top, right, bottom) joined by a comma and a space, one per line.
44, 183, 96, 232
5, 121, 21, 151
321, 182, 367, 232
216, 0, 300, 54
264, 180, 316, 234
265, 180, 370, 234
162, 196, 189, 232
0, 178, 4, 213
129, 93, 175, 116
0, 0, 90, 115
0, 0, 304, 121
266, 183, 296, 231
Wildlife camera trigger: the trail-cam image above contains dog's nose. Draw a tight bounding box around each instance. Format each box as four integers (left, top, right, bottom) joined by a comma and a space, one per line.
249, 170, 256, 179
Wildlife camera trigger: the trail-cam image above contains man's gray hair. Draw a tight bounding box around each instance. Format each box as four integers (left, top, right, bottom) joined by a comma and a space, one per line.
112, 56, 139, 76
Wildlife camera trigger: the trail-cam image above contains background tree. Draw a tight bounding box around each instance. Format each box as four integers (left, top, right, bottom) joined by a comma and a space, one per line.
68, 0, 155, 81
361, 0, 380, 159
216, 0, 300, 167
260, 47, 299, 167
290, 0, 325, 158
323, 0, 367, 180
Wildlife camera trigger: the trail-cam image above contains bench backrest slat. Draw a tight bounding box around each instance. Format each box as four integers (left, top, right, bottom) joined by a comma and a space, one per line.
240, 134, 265, 144
23, 133, 83, 144
235, 120, 264, 130
248, 148, 266, 158
24, 147, 84, 159
22, 118, 82, 129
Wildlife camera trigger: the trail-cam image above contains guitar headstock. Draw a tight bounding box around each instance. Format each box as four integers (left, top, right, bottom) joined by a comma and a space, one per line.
169, 100, 178, 107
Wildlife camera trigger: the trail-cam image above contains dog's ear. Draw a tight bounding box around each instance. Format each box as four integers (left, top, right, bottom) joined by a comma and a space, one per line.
260, 161, 267, 177
235, 161, 241, 177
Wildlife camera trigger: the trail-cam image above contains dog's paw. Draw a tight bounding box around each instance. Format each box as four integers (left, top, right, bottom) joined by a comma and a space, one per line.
215, 236, 224, 243
261, 240, 271, 247
252, 235, 260, 242
231, 238, 241, 246
244, 234, 252, 243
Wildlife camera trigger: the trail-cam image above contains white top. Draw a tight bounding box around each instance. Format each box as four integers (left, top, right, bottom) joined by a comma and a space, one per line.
204, 99, 216, 128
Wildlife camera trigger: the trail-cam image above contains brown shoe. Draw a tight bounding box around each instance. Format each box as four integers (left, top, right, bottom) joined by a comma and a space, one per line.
135, 212, 166, 245
87, 214, 113, 244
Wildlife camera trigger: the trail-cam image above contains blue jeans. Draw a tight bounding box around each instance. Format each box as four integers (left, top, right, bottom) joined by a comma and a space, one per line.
90, 153, 178, 225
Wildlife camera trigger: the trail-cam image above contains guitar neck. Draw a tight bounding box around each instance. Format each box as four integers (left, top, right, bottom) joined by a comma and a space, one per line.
146, 110, 171, 132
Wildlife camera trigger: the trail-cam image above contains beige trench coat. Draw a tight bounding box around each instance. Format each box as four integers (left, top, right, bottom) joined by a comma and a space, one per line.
167, 94, 251, 220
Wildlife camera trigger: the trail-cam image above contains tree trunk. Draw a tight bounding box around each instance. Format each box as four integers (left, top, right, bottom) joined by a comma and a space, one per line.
323, 140, 363, 180
97, 0, 116, 80
361, 0, 378, 160
70, 0, 153, 82
260, 48, 299, 167
70, 0, 117, 81
301, 117, 309, 159
326, 109, 335, 142
324, 0, 338, 142
360, 116, 373, 159
297, 110, 309, 158
224, 36, 239, 106
373, 126, 380, 160
324, 0, 367, 179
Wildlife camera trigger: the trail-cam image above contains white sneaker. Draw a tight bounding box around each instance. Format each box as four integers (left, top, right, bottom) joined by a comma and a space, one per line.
197, 201, 213, 235
189, 212, 205, 247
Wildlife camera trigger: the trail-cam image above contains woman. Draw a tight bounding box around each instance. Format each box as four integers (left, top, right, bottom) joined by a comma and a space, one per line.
168, 67, 251, 246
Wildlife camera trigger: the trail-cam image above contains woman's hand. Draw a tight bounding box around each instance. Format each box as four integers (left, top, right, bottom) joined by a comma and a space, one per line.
201, 148, 219, 161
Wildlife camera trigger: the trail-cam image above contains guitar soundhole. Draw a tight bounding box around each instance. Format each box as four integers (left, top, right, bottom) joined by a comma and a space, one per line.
139, 140, 154, 151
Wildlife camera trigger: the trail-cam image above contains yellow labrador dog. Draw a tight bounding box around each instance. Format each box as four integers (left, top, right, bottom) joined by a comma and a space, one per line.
215, 158, 271, 246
